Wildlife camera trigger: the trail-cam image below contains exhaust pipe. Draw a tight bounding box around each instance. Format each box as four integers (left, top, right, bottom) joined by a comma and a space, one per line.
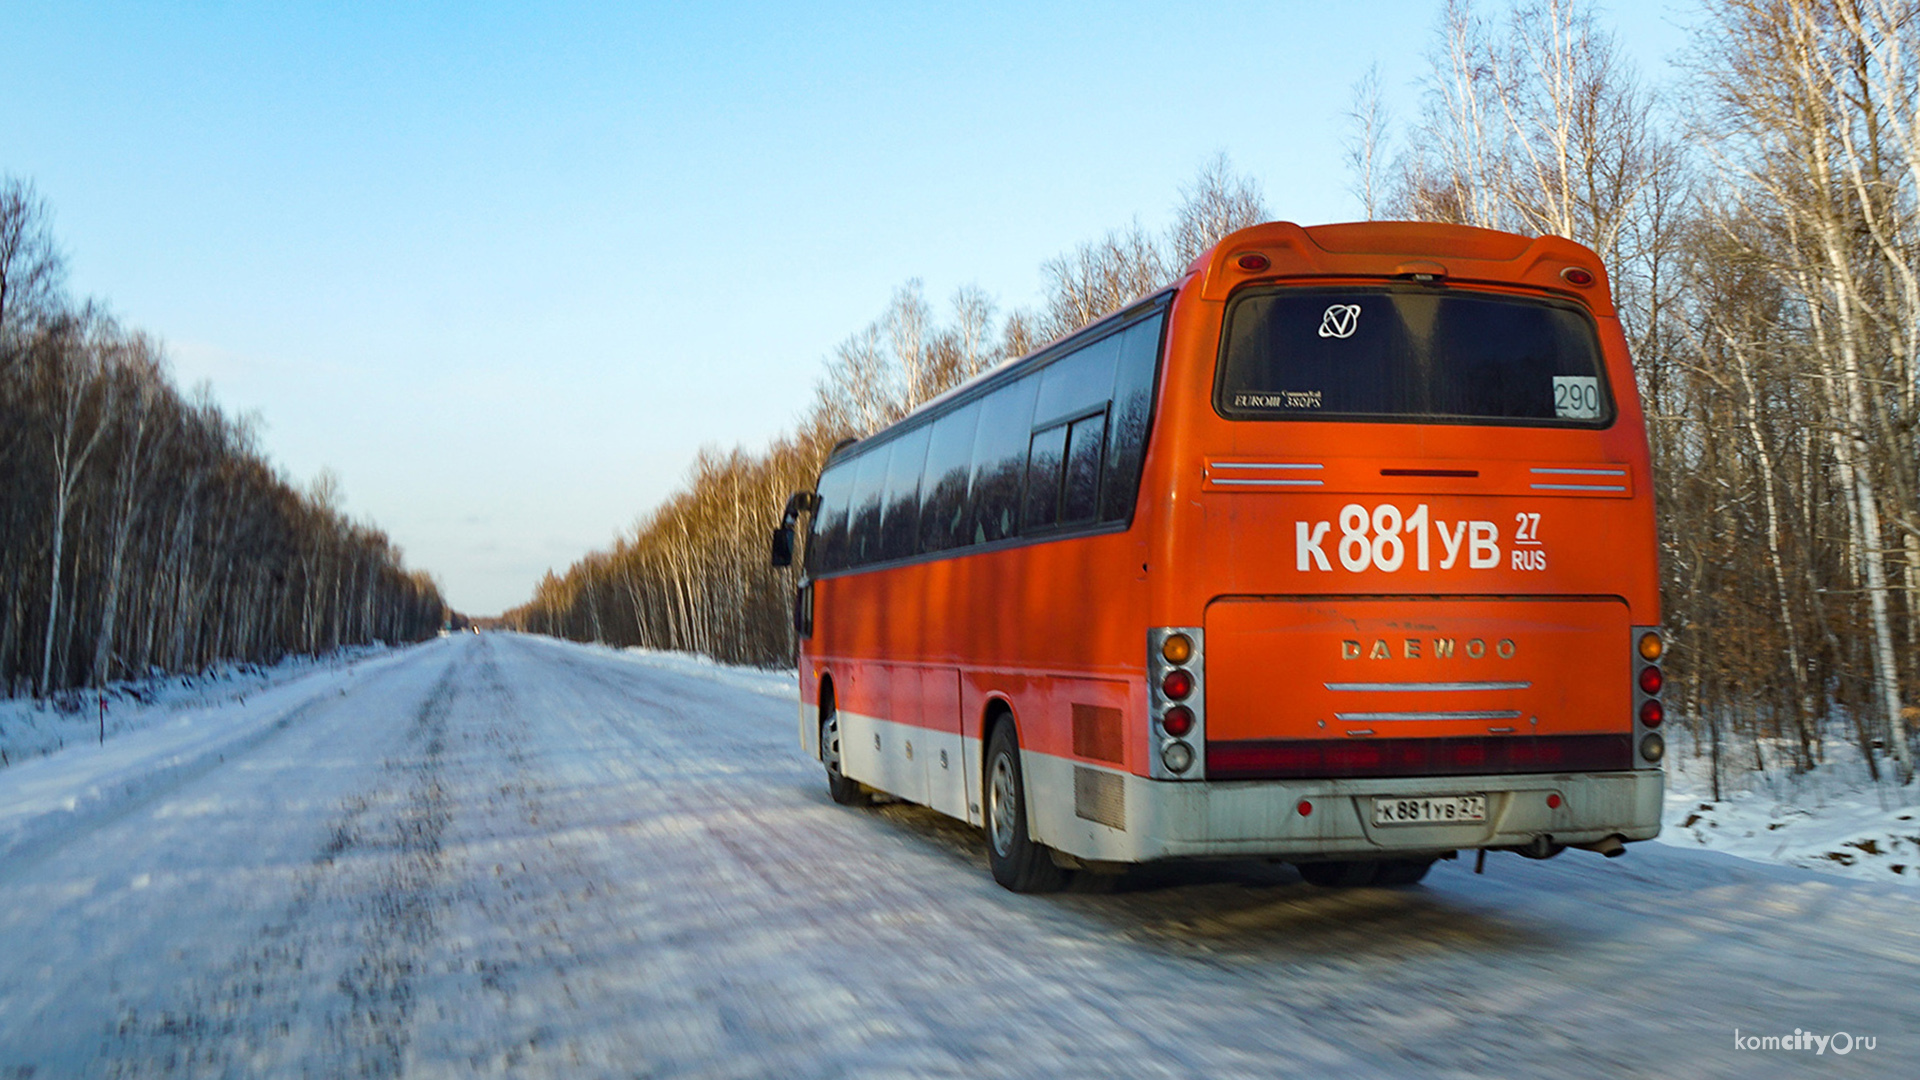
1575, 834, 1627, 858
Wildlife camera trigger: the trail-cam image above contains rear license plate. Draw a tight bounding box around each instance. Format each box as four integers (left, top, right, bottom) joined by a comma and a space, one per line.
1372, 794, 1487, 825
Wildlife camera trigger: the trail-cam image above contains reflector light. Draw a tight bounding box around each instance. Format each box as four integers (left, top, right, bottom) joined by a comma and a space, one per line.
1640, 733, 1666, 763
1638, 666, 1664, 695
1297, 800, 1313, 817
1638, 631, 1663, 661
1162, 741, 1195, 773
1547, 793, 1562, 809
1236, 252, 1271, 272
1161, 633, 1194, 665
1161, 669, 1194, 701
1162, 705, 1195, 737
1561, 266, 1595, 286
1639, 699, 1664, 727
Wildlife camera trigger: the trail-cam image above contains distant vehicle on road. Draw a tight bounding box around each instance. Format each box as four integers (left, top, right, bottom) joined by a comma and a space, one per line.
772, 221, 1664, 891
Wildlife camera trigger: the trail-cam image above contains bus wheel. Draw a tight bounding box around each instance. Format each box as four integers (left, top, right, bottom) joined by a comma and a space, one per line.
1296, 860, 1380, 887
1372, 858, 1436, 886
822, 707, 867, 806
984, 723, 1067, 893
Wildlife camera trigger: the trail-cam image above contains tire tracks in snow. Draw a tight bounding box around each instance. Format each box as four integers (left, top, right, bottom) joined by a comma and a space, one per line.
101, 646, 465, 1078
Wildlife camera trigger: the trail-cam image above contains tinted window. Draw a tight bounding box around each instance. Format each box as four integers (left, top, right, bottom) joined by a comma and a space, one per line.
845, 444, 892, 568
1062, 412, 1106, 525
968, 376, 1039, 544
810, 461, 856, 573
918, 402, 981, 554
1022, 423, 1068, 531
1034, 333, 1122, 426
1101, 313, 1164, 522
878, 424, 930, 562
1217, 287, 1611, 424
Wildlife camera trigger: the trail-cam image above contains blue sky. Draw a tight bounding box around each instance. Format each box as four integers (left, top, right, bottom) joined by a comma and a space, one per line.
2, 1, 1694, 614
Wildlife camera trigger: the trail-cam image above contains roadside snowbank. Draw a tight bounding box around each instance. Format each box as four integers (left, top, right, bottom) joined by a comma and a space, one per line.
0, 643, 416, 869
606, 644, 798, 700
1657, 728, 1920, 888
0, 644, 392, 767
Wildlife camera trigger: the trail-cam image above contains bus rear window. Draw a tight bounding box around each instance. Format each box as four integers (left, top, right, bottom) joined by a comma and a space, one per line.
1216, 287, 1612, 425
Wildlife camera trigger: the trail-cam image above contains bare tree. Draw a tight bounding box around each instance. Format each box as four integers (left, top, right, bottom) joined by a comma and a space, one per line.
1168, 153, 1269, 268
0, 177, 66, 340
1345, 65, 1394, 219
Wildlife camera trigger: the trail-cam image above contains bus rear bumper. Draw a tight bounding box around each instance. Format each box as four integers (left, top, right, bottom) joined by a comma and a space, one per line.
1027, 755, 1663, 864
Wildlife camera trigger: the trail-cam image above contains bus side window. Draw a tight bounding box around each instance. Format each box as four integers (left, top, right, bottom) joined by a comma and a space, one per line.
879, 424, 930, 562
846, 444, 892, 568
1022, 423, 1068, 531
968, 376, 1039, 545
918, 402, 981, 555
810, 463, 856, 573
1035, 333, 1121, 426
1061, 411, 1107, 525
1101, 312, 1165, 523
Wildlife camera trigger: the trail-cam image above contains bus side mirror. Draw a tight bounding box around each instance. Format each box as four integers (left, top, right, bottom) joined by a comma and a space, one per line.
770, 489, 817, 569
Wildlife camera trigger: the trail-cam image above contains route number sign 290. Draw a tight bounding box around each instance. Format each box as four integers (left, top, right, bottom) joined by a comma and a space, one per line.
1553, 376, 1601, 419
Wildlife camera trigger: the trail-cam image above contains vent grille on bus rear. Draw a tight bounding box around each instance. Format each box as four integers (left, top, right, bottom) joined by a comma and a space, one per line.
1073, 767, 1126, 830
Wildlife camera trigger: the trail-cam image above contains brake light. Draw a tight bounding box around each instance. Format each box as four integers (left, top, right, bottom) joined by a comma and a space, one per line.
1639, 700, 1664, 727
1162, 705, 1194, 737
1162, 669, 1194, 700
1638, 666, 1663, 695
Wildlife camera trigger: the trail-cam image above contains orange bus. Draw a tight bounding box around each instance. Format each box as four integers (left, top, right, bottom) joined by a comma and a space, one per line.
772, 221, 1665, 892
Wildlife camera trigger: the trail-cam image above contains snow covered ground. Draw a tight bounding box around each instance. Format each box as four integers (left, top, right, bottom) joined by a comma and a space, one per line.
0, 643, 393, 767
1658, 729, 1920, 890
0, 632, 1911, 1077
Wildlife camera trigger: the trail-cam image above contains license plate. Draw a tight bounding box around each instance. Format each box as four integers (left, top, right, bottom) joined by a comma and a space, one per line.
1373, 794, 1487, 825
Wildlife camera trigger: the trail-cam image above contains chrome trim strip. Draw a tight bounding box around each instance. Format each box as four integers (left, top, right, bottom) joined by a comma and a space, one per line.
1531, 466, 1626, 475
1211, 462, 1324, 470
1530, 483, 1627, 492
1333, 710, 1525, 722
1324, 681, 1531, 693
1211, 478, 1324, 487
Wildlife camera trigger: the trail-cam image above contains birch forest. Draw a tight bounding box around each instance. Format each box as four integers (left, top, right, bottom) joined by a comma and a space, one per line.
0, 179, 446, 700
508, 0, 1920, 790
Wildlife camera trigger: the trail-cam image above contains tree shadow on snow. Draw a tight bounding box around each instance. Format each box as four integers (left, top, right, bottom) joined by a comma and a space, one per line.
845, 795, 1565, 963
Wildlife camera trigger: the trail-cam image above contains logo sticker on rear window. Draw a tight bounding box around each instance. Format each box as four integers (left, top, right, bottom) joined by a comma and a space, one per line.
1552, 376, 1601, 419
1318, 304, 1361, 339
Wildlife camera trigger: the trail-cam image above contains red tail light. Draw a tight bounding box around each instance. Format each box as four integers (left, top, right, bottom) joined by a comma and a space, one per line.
1639, 700, 1664, 727
1161, 669, 1194, 700
1162, 705, 1195, 737
1638, 666, 1663, 695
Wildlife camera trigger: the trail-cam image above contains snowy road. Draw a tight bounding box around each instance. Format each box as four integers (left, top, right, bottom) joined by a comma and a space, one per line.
0, 633, 1912, 1078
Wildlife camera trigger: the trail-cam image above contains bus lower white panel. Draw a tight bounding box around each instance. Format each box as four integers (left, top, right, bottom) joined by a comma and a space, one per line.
1021, 749, 1664, 864
922, 728, 967, 821
837, 711, 962, 814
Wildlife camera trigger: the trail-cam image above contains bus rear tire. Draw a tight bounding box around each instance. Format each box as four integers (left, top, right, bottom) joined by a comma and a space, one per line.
984, 722, 1068, 893
1296, 860, 1379, 887
822, 705, 867, 806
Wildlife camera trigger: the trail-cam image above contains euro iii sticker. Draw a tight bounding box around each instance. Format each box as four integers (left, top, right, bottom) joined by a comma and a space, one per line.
1553, 375, 1600, 419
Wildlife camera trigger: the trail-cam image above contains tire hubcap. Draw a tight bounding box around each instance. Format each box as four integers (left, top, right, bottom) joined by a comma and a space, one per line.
824, 714, 843, 776
988, 752, 1017, 857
